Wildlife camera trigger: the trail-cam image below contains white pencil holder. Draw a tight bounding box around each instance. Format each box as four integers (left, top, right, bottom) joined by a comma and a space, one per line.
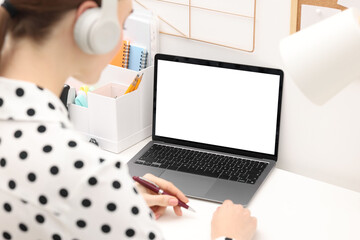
68, 65, 154, 153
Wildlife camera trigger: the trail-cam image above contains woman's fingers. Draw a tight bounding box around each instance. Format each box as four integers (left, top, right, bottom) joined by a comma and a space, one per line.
140, 174, 189, 219
173, 205, 183, 216
151, 205, 183, 219
144, 193, 178, 207
152, 206, 167, 219
143, 173, 189, 203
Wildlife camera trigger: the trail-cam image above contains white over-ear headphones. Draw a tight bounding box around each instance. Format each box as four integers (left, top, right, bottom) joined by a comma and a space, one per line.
74, 0, 121, 55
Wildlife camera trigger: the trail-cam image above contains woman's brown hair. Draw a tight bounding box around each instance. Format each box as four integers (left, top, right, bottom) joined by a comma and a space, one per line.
0, 0, 101, 53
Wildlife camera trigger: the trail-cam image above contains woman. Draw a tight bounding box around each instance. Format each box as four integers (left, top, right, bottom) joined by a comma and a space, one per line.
0, 0, 257, 239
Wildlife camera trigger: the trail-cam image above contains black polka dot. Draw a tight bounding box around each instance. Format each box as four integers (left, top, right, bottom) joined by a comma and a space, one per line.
35, 214, 45, 223
99, 158, 105, 163
19, 223, 28, 232
88, 177, 97, 186
39, 195, 48, 205
101, 224, 111, 233
74, 160, 84, 169
107, 203, 117, 212
0, 98, 3, 107
50, 166, 59, 175
149, 232, 156, 240
115, 161, 121, 169
0, 158, 6, 167
76, 220, 86, 228
37, 125, 46, 133
3, 203, 11, 212
16, 88, 24, 97
43, 145, 52, 153
27, 173, 36, 182
37, 86, 44, 91
133, 187, 138, 194
27, 108, 35, 117
14, 130, 22, 138
48, 102, 55, 110
20, 199, 28, 204
59, 188, 68, 198
3, 231, 11, 239
19, 151, 28, 160
8, 180, 16, 190
149, 212, 154, 219
68, 141, 77, 148
131, 206, 139, 215
81, 199, 91, 207
52, 234, 61, 240
112, 180, 121, 189
126, 228, 135, 237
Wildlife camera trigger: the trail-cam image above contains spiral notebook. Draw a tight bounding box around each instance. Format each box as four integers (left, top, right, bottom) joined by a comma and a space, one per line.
128, 45, 148, 71
110, 40, 131, 68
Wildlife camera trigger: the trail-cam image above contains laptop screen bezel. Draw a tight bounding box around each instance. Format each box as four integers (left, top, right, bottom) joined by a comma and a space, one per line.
152, 54, 284, 161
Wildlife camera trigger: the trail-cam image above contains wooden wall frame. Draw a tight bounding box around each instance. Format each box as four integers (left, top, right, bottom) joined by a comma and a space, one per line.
135, 0, 258, 52
290, 0, 347, 34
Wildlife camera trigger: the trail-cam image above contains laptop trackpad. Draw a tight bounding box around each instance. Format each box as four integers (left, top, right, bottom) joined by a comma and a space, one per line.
159, 171, 216, 197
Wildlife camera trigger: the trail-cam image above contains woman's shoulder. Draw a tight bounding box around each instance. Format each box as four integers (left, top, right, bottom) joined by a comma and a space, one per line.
0, 119, 125, 197
47, 121, 123, 171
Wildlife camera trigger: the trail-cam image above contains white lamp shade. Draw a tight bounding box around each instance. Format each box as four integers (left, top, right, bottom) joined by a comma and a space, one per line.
280, 8, 360, 105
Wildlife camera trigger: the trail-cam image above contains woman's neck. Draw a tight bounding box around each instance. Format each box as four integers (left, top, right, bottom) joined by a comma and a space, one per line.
0, 37, 73, 96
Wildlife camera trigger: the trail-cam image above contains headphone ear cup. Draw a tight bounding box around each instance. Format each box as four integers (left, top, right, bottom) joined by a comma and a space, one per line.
89, 19, 121, 55
74, 8, 101, 55
74, 8, 121, 55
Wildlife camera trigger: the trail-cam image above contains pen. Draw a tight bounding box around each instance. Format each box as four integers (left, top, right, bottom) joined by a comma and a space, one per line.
133, 176, 196, 212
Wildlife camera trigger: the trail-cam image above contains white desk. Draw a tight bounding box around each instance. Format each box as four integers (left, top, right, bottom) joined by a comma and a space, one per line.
116, 138, 360, 240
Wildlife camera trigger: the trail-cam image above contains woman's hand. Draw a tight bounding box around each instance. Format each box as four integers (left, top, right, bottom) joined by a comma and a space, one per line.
211, 200, 257, 240
136, 173, 189, 219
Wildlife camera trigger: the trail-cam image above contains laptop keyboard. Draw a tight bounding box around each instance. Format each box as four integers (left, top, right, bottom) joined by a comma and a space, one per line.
134, 144, 268, 184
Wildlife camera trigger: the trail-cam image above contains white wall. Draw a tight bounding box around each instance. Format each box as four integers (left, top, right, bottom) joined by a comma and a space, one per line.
3, 0, 358, 191
157, 0, 360, 192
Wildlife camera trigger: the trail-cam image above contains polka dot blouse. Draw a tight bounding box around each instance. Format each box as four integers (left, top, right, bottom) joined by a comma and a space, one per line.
0, 78, 163, 240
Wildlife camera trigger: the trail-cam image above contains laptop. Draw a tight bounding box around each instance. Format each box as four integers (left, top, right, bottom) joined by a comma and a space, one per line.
128, 54, 284, 206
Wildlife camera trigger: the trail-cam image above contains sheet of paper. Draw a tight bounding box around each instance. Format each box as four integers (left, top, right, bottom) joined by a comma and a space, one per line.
191, 0, 255, 17
191, 7, 254, 50
338, 0, 360, 9
301, 5, 341, 30
135, 0, 189, 37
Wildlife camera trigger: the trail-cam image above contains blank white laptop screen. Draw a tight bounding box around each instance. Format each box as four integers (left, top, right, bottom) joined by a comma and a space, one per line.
155, 60, 281, 155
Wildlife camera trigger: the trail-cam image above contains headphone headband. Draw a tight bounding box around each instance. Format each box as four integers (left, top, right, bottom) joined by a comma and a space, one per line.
101, 0, 118, 20
1, 0, 17, 18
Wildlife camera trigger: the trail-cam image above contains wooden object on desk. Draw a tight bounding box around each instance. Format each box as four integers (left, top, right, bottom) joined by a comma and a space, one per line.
290, 0, 347, 33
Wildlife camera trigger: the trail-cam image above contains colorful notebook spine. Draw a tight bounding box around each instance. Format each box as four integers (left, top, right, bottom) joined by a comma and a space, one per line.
110, 40, 130, 68
139, 50, 148, 71
128, 45, 148, 72
110, 41, 148, 71
122, 41, 130, 68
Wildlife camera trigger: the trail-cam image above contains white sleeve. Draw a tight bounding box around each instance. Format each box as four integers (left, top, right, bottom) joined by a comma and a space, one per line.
62, 159, 164, 240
